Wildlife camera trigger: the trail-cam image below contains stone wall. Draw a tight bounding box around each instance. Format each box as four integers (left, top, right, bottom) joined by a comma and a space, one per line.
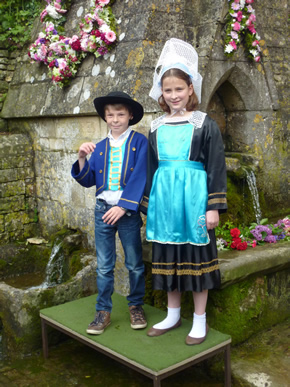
0, 45, 19, 114
0, 132, 38, 243
0, 0, 289, 246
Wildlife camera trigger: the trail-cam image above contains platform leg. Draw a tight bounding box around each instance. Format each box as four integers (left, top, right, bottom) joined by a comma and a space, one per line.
224, 344, 231, 387
41, 319, 49, 359
153, 376, 161, 387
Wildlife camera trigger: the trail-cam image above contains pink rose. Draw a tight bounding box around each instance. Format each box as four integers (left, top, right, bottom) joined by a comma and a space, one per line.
229, 40, 237, 50
252, 40, 259, 46
254, 56, 260, 62
233, 22, 241, 31
248, 24, 256, 34
246, 0, 254, 3
237, 11, 243, 22
249, 14, 256, 22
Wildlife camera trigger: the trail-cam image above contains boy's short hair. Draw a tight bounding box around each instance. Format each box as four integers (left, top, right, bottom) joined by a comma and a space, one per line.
94, 91, 143, 125
104, 103, 133, 116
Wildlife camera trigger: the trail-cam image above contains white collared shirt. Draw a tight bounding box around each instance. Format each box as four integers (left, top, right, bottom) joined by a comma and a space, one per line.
96, 127, 132, 205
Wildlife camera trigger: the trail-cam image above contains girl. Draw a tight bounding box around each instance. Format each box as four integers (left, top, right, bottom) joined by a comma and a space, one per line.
141, 38, 227, 345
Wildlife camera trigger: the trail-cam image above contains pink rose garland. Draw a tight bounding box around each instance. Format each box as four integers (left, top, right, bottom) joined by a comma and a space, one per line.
224, 0, 261, 62
28, 0, 117, 88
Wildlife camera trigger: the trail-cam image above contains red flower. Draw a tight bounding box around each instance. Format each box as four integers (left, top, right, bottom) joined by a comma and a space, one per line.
230, 237, 242, 249
236, 241, 248, 250
71, 40, 81, 51
230, 228, 241, 238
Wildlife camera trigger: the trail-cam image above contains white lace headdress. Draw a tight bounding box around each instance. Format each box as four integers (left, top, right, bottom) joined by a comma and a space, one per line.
149, 38, 203, 103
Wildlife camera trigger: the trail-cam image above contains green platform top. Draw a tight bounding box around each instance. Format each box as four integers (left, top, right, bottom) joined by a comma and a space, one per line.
40, 293, 231, 373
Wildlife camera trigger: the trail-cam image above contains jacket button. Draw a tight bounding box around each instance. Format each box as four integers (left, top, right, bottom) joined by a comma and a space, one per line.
132, 147, 136, 151
100, 152, 103, 155
99, 170, 103, 173
130, 167, 134, 171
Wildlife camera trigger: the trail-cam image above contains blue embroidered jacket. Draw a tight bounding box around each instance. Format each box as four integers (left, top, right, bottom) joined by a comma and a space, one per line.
71, 130, 148, 212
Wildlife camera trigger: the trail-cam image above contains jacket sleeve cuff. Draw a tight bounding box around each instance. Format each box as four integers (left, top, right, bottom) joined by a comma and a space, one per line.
206, 192, 227, 213
140, 195, 149, 215
71, 159, 90, 181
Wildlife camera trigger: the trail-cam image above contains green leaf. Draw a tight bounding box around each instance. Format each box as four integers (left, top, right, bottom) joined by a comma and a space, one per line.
260, 218, 269, 225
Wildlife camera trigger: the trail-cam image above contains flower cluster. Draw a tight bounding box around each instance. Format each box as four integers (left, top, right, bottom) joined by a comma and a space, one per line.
229, 228, 248, 250
224, 0, 261, 62
250, 218, 290, 243
216, 217, 290, 252
28, 0, 117, 88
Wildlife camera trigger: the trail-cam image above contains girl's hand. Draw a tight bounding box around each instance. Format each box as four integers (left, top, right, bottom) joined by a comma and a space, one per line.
78, 142, 96, 159
206, 210, 219, 230
102, 206, 126, 225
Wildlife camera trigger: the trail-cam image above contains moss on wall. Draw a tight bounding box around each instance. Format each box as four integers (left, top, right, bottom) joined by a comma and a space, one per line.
220, 175, 256, 226
144, 261, 289, 346
207, 271, 289, 345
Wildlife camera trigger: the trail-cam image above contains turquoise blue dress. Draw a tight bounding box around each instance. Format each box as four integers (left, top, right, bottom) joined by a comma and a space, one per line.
141, 112, 227, 292
146, 123, 210, 246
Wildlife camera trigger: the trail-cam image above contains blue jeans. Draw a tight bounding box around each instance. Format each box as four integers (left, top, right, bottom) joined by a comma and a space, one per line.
94, 199, 145, 312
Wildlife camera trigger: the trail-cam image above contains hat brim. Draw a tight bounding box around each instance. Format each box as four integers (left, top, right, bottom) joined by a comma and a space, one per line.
93, 96, 144, 125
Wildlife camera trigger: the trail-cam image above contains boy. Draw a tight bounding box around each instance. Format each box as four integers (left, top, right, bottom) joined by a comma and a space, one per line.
71, 91, 148, 334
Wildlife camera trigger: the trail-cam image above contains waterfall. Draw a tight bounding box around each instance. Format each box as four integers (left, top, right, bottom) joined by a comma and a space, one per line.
28, 239, 65, 290
244, 169, 262, 224
42, 241, 65, 288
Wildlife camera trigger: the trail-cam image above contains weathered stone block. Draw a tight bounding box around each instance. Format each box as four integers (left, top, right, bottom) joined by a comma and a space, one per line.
0, 180, 25, 198
5, 211, 29, 232
0, 196, 25, 214
0, 214, 4, 233
0, 169, 18, 183
0, 80, 9, 92
1, 154, 31, 169
0, 50, 9, 58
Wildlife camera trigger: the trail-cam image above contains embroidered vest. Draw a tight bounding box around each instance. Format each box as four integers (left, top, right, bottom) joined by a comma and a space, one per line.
107, 140, 127, 191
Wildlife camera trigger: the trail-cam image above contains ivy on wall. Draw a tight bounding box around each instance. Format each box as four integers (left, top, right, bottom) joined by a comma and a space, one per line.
0, 0, 41, 49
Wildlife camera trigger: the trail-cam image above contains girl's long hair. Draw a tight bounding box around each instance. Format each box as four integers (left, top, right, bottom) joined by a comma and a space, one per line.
158, 68, 199, 113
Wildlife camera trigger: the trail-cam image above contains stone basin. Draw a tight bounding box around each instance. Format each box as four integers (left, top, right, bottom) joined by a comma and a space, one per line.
0, 233, 97, 359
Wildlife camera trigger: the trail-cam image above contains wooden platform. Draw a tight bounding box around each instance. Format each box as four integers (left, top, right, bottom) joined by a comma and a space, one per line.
40, 293, 231, 386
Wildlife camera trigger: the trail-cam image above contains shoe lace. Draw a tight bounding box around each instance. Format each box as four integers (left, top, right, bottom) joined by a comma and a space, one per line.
131, 306, 144, 322
93, 311, 106, 325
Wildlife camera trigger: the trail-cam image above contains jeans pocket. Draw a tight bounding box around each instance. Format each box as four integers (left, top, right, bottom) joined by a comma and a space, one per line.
95, 201, 104, 211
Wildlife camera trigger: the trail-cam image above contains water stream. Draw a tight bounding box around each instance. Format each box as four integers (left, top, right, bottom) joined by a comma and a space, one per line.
244, 168, 262, 224
28, 240, 65, 290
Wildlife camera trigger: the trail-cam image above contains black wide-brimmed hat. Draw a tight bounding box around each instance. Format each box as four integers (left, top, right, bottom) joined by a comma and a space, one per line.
93, 91, 144, 125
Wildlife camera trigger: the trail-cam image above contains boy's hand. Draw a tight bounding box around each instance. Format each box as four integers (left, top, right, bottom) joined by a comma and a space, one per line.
78, 142, 96, 159
102, 206, 126, 225
206, 210, 219, 230
78, 142, 96, 171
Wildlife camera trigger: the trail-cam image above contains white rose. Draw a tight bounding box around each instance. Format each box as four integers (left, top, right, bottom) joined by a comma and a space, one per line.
46, 5, 62, 19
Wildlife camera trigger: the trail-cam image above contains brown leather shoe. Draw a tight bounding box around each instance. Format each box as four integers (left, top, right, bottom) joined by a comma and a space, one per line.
129, 305, 147, 329
185, 323, 209, 345
147, 318, 182, 337
86, 311, 111, 335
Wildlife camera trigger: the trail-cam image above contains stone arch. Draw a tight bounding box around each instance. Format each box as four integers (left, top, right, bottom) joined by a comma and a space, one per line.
204, 65, 264, 152
207, 79, 246, 152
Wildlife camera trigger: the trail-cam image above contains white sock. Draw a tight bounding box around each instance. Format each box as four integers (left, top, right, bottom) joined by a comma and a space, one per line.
153, 307, 181, 329
188, 313, 206, 338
